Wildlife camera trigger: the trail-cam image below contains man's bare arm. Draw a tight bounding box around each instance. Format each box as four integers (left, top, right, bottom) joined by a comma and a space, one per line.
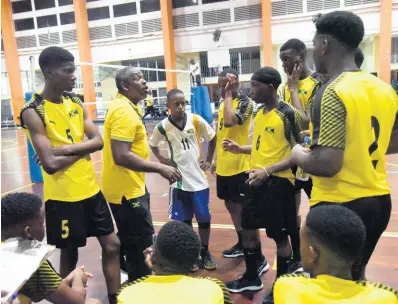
149, 145, 171, 165
206, 135, 217, 163
53, 105, 103, 156
22, 109, 81, 175
223, 91, 240, 127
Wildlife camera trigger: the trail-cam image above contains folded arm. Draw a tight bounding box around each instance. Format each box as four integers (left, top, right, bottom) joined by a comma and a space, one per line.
22, 109, 81, 175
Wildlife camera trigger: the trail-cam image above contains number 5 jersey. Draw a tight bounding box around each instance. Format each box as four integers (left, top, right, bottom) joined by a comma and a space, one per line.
309, 71, 398, 205
20, 93, 99, 202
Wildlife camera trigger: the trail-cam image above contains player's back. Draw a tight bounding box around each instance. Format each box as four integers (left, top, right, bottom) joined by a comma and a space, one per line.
310, 71, 398, 204
117, 275, 231, 304
274, 274, 398, 304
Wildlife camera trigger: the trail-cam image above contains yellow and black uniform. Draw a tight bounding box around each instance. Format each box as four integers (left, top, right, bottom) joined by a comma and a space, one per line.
278, 72, 321, 197
20, 93, 114, 248
17, 260, 62, 304
241, 101, 303, 239
216, 95, 253, 202
274, 273, 398, 304
101, 92, 154, 281
117, 275, 233, 304
144, 95, 156, 119
310, 71, 398, 274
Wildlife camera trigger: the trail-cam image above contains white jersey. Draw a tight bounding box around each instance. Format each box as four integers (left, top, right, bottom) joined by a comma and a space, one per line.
149, 113, 216, 192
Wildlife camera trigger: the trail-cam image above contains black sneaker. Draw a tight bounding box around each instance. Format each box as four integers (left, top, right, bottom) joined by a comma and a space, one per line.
222, 243, 244, 258
191, 256, 201, 273
226, 274, 263, 293
257, 256, 270, 276
202, 249, 217, 270
287, 259, 303, 274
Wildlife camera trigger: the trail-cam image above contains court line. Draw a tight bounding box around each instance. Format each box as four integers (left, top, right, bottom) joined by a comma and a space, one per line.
386, 162, 398, 168
1, 145, 27, 152
1, 156, 28, 164
1, 182, 35, 196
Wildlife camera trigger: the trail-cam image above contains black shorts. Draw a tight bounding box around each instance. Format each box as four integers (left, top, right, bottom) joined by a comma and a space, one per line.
45, 191, 114, 249
216, 172, 250, 203
314, 194, 391, 273
292, 166, 312, 198
241, 176, 296, 241
110, 190, 154, 245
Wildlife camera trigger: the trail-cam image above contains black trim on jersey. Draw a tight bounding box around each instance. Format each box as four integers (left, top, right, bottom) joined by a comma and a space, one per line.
168, 112, 187, 131
278, 101, 301, 145
310, 84, 329, 147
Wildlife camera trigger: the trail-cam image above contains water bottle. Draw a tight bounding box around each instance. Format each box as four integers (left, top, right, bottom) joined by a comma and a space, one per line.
296, 136, 311, 182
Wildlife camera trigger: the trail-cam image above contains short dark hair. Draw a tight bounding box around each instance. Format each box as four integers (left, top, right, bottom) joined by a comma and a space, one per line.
305, 205, 366, 263
1, 193, 43, 230
280, 38, 307, 59
251, 67, 282, 89
219, 68, 239, 78
39, 46, 74, 73
355, 48, 364, 68
315, 11, 364, 50
115, 67, 131, 92
156, 221, 200, 273
167, 88, 184, 101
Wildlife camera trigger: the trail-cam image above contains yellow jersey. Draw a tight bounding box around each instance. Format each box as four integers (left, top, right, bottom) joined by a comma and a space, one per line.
101, 93, 149, 203
20, 93, 100, 202
278, 73, 321, 110
275, 274, 398, 304
117, 275, 232, 304
310, 71, 398, 205
146, 96, 154, 107
216, 95, 253, 176
251, 102, 303, 183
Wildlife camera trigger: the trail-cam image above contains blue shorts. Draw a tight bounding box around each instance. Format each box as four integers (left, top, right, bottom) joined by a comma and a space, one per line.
169, 188, 211, 223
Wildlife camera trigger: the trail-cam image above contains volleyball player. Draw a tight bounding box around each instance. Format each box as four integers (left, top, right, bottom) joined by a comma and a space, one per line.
211, 68, 254, 259
149, 89, 217, 272
278, 39, 322, 272
101, 66, 181, 282
292, 11, 398, 281
20, 46, 120, 304
223, 68, 304, 303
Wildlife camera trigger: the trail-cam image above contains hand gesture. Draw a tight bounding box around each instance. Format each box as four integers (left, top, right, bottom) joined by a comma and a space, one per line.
225, 73, 238, 92
287, 62, 303, 91
291, 144, 311, 164
143, 247, 154, 270
159, 165, 182, 184
32, 154, 41, 166
199, 160, 211, 171
245, 169, 270, 187
222, 139, 241, 154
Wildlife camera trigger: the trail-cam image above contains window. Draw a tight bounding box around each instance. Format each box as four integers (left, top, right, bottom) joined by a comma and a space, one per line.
37, 15, 58, 28
12, 1, 32, 14
140, 0, 160, 13
392, 37, 398, 64
87, 7, 110, 21
202, 0, 229, 4
120, 56, 165, 82
172, 0, 198, 9
229, 47, 261, 74
113, 3, 137, 18
14, 18, 35, 31
60, 12, 75, 25
34, 0, 55, 10
59, 0, 73, 5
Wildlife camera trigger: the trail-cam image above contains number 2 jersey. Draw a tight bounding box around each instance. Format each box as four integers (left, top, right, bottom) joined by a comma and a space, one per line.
310, 71, 398, 205
20, 93, 99, 202
149, 113, 216, 192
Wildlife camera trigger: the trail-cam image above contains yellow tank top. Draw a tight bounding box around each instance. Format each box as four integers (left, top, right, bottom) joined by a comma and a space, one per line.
310, 71, 397, 205
216, 96, 253, 176
20, 93, 99, 202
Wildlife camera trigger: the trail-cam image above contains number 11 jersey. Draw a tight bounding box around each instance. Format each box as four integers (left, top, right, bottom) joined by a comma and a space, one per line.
310, 71, 398, 205
20, 93, 99, 202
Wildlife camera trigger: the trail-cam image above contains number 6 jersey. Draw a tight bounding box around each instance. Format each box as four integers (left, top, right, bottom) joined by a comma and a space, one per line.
310, 71, 398, 205
149, 113, 216, 192
20, 93, 99, 202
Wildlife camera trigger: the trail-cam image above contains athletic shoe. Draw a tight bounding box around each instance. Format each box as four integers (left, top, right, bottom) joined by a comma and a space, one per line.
287, 259, 303, 274
226, 274, 263, 293
222, 243, 244, 258
202, 249, 217, 270
191, 256, 201, 273
257, 256, 270, 276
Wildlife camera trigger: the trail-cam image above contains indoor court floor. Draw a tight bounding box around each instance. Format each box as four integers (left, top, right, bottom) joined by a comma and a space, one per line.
1, 122, 398, 304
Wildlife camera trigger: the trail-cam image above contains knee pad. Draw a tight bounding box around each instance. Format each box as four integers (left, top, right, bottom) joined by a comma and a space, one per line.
198, 222, 211, 229
183, 220, 193, 227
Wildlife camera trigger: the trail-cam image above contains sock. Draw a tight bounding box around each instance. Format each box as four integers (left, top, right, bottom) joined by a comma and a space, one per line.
276, 255, 291, 278
290, 228, 301, 261
237, 231, 243, 247
243, 248, 258, 280
255, 242, 263, 262
108, 293, 117, 304
202, 244, 209, 252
